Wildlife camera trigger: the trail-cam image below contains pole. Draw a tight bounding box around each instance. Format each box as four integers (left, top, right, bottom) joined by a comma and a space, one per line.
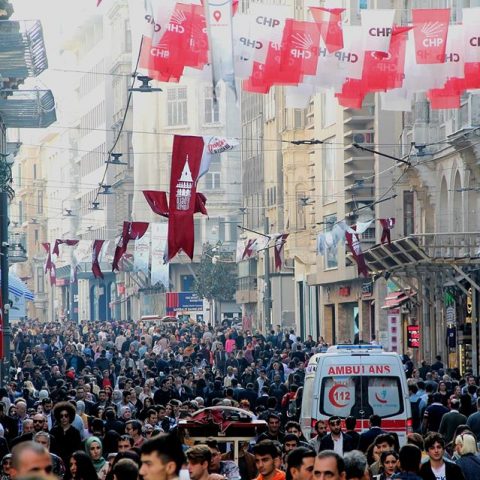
0, 190, 10, 386
472, 286, 478, 376
263, 216, 271, 331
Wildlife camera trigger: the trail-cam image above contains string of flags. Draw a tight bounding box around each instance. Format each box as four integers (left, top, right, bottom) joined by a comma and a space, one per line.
132, 2, 480, 110
41, 134, 239, 286
316, 218, 396, 277
236, 233, 290, 271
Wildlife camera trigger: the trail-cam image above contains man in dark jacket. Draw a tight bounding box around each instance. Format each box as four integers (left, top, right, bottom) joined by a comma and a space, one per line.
395, 444, 423, 480
358, 414, 386, 452
319, 416, 355, 455
420, 433, 465, 480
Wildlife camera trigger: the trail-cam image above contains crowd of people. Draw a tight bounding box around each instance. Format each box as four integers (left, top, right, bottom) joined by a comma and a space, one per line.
1, 318, 480, 480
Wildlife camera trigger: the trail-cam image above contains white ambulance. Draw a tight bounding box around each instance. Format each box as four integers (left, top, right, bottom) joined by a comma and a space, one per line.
307, 344, 412, 445
300, 352, 325, 438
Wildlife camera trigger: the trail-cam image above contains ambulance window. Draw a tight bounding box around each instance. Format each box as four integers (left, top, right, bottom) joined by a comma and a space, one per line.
320, 376, 403, 418
319, 377, 356, 418
367, 377, 403, 417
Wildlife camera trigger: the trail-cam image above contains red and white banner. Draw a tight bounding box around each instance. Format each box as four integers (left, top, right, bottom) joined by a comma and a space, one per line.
92, 240, 105, 279
198, 136, 239, 181
279, 19, 321, 80
112, 222, 150, 271
52, 239, 79, 256
380, 218, 396, 245
361, 9, 395, 54
167, 135, 205, 260
310, 7, 344, 53
42, 243, 56, 286
345, 228, 369, 278
412, 9, 449, 65
273, 233, 289, 270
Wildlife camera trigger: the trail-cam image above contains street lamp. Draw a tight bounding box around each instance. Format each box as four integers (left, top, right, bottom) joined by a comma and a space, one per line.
0, 152, 14, 386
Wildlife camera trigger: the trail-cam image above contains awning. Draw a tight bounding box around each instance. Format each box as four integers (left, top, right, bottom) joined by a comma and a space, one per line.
0, 270, 34, 300
381, 290, 415, 310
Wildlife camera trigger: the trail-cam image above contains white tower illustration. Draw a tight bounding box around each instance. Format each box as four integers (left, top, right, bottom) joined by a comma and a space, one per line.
176, 157, 194, 211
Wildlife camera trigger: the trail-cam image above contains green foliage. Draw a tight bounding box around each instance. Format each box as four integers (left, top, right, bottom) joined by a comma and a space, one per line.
193, 244, 236, 302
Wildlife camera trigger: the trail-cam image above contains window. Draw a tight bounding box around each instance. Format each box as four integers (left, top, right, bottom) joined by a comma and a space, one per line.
322, 141, 336, 204
205, 155, 221, 190
204, 87, 220, 124
36, 267, 44, 293
37, 191, 43, 214
294, 109, 305, 129
322, 90, 336, 127
33, 164, 37, 180
296, 191, 306, 230
403, 191, 414, 236
324, 214, 338, 269
34, 229, 39, 242
320, 376, 404, 419
167, 87, 188, 126
18, 201, 23, 223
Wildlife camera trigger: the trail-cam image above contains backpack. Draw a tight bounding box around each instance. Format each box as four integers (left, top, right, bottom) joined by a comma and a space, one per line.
410, 398, 421, 431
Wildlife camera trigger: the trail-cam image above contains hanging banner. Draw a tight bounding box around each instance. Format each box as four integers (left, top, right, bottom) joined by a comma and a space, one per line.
134, 228, 151, 274
151, 223, 170, 289
74, 240, 94, 264
198, 136, 239, 181
53, 239, 79, 256
113, 222, 150, 271
361, 9, 395, 54
345, 229, 369, 278
205, 0, 237, 96
273, 233, 289, 270
310, 7, 344, 53
380, 218, 396, 245
412, 8, 450, 65
92, 240, 105, 279
168, 135, 205, 260
463, 8, 480, 63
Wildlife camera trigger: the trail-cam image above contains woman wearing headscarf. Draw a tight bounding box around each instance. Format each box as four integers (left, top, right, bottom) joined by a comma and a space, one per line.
50, 401, 82, 465
85, 436, 109, 480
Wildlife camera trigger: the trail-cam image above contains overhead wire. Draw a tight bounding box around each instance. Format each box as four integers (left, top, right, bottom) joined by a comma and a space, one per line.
91, 35, 145, 207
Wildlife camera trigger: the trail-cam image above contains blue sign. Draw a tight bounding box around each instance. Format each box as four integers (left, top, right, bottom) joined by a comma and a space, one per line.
166, 292, 203, 313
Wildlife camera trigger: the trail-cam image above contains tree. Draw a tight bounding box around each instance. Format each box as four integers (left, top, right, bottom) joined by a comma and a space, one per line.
193, 244, 236, 303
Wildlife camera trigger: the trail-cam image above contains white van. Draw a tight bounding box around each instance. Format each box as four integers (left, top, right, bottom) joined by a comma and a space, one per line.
307, 344, 412, 445
300, 352, 325, 438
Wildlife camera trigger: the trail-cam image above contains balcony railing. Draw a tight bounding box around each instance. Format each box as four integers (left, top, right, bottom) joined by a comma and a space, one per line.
0, 20, 48, 79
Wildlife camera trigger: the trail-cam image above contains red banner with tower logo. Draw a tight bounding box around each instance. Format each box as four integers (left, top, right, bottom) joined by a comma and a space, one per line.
168, 135, 205, 261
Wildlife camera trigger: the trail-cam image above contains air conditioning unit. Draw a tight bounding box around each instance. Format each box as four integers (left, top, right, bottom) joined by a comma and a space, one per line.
353, 132, 374, 144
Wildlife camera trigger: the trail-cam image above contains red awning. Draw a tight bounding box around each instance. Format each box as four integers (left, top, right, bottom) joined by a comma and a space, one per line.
381, 290, 415, 309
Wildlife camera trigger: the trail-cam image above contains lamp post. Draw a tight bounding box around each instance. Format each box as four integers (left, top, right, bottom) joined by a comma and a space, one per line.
0, 152, 14, 386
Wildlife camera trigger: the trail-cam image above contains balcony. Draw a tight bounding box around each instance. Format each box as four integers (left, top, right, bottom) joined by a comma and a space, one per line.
9, 232, 27, 263
0, 20, 48, 80
344, 105, 375, 125
235, 275, 258, 304
0, 89, 56, 128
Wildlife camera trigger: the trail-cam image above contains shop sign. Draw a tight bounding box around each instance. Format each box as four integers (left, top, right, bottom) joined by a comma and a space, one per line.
407, 325, 420, 348
362, 282, 373, 297
446, 305, 456, 325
